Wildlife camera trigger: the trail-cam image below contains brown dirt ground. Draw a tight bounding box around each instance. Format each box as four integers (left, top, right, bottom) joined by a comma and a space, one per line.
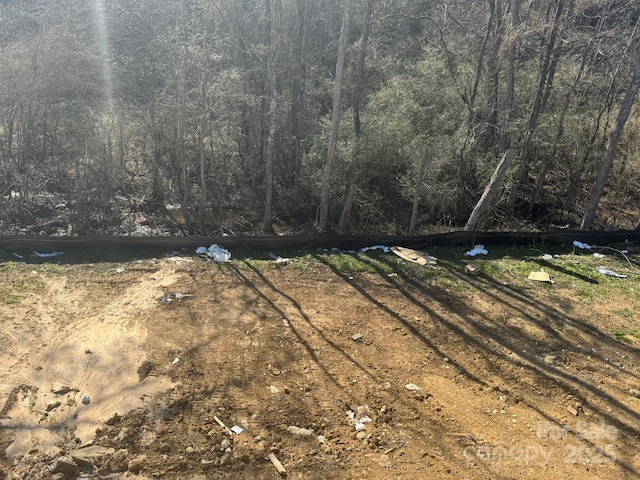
1, 251, 639, 479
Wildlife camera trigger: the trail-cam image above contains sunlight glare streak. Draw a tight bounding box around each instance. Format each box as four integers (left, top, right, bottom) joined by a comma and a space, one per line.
91, 0, 114, 114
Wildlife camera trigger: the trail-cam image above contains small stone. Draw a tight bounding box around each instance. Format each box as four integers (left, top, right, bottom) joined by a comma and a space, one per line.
356, 431, 367, 440
630, 388, 640, 398
116, 428, 129, 442
70, 445, 116, 467
287, 426, 314, 436
106, 413, 121, 425
566, 405, 579, 416
137, 361, 154, 382
50, 456, 79, 476
128, 454, 147, 474
51, 383, 72, 395
352, 333, 364, 342
185, 446, 197, 454
46, 401, 62, 412
544, 355, 556, 365
158, 443, 170, 454
405, 383, 421, 391
108, 449, 129, 473
217, 452, 232, 466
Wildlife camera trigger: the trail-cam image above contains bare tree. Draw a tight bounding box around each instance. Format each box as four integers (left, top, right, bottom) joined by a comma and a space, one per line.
499, 0, 520, 151
264, 0, 281, 233
506, 0, 568, 211
318, 0, 353, 232
464, 149, 516, 231
580, 56, 640, 230
408, 154, 429, 235
339, 0, 373, 235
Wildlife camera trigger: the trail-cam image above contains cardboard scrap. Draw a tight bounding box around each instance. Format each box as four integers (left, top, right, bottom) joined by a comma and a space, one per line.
390, 246, 437, 266
464, 264, 479, 275
528, 271, 551, 282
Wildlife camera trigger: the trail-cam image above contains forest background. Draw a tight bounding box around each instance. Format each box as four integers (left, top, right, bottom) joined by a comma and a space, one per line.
1, 0, 640, 237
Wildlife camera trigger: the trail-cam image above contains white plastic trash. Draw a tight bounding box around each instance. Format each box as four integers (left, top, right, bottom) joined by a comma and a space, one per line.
33, 251, 64, 258
81, 394, 91, 405
361, 245, 391, 253
597, 266, 627, 278
465, 245, 488, 257
196, 244, 231, 262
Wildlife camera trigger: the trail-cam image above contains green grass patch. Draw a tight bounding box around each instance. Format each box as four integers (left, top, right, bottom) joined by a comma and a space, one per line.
613, 329, 640, 344
12, 278, 46, 292
0, 294, 23, 305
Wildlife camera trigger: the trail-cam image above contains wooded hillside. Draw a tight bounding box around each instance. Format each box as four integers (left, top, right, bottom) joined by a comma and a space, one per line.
1, 0, 639, 235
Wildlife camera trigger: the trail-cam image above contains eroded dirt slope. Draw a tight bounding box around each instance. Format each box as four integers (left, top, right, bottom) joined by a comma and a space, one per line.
1, 252, 639, 479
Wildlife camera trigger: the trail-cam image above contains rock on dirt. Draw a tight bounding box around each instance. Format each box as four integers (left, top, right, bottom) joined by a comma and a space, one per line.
50, 383, 74, 395
49, 456, 79, 476
127, 454, 147, 474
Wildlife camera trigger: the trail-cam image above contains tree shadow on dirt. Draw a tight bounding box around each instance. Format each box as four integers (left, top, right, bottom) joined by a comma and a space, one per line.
314, 253, 639, 476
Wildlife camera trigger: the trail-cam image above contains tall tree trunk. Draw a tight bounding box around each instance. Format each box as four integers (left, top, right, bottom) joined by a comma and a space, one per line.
290, 0, 307, 188
580, 57, 640, 230
318, 0, 353, 232
457, 0, 496, 183
408, 154, 428, 235
464, 149, 516, 231
566, 9, 638, 213
499, 0, 520, 151
198, 14, 211, 231
527, 3, 583, 215
264, 0, 281, 233
338, 0, 373, 235
484, 0, 503, 151
506, 0, 565, 211
178, 0, 190, 232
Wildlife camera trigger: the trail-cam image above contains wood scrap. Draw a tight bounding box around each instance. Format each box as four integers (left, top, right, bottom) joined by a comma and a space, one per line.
464, 264, 479, 275
390, 246, 437, 266
268, 452, 287, 475
213, 415, 233, 435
